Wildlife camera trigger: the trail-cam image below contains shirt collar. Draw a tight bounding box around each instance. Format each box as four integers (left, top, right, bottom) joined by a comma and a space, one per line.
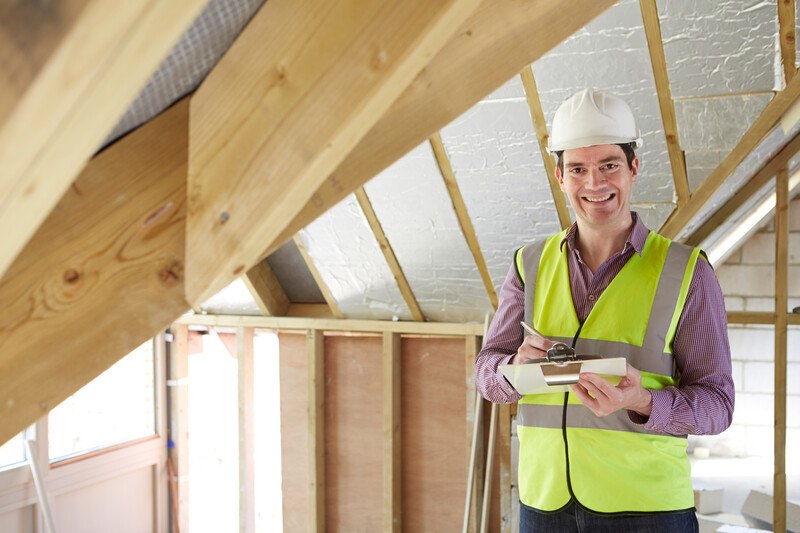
559, 211, 649, 256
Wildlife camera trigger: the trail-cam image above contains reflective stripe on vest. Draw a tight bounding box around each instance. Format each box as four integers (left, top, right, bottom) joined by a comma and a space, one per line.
514, 230, 699, 513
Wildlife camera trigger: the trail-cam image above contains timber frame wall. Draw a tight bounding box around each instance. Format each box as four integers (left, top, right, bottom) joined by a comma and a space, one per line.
172, 315, 514, 533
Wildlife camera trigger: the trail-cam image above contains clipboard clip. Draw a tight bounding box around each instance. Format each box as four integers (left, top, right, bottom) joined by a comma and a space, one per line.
545, 342, 576, 363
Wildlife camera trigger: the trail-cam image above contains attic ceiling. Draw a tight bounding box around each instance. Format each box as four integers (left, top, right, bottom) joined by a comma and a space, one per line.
109, 0, 800, 322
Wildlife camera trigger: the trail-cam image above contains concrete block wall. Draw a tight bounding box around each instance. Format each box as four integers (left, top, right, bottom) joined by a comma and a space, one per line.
690, 197, 800, 466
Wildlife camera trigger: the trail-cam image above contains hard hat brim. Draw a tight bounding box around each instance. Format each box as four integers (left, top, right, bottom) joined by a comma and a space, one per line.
548, 134, 643, 154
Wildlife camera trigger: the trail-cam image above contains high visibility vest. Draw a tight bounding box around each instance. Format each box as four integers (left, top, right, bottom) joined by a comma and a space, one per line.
514, 229, 702, 513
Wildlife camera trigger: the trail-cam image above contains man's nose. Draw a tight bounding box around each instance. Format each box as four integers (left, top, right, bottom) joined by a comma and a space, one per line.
585, 167, 605, 188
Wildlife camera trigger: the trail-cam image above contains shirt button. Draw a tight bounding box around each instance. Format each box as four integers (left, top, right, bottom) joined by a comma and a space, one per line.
588, 294, 595, 301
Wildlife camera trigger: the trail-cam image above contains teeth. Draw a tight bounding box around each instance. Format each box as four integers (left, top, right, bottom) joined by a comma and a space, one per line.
585, 194, 611, 202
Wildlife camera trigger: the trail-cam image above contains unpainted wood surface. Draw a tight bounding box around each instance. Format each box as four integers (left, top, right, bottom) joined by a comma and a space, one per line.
0, 100, 190, 445
402, 336, 470, 531
185, 0, 481, 303
266, 0, 617, 256
0, 0, 207, 279
278, 332, 311, 533
325, 335, 384, 530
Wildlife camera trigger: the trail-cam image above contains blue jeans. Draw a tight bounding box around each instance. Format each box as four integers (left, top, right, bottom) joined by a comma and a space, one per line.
519, 500, 699, 532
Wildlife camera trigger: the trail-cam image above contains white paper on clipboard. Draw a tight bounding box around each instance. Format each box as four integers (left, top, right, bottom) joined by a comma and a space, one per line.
499, 357, 627, 395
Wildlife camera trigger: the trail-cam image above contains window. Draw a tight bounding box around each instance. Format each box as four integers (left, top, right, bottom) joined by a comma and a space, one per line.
0, 432, 27, 470
48, 340, 156, 462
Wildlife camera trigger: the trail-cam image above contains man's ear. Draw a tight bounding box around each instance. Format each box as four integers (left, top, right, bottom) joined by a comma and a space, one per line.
555, 165, 565, 190
630, 156, 640, 183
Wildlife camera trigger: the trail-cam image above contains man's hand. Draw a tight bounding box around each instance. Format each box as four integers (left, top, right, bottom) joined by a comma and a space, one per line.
570, 364, 652, 417
512, 334, 556, 365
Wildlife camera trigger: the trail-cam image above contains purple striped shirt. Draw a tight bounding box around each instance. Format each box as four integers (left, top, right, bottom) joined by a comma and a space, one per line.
475, 213, 734, 435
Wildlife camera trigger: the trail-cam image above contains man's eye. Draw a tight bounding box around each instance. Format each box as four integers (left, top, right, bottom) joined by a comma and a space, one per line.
603, 163, 619, 171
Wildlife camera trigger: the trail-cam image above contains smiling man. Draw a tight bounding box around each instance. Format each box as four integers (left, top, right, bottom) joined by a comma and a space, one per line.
475, 88, 734, 532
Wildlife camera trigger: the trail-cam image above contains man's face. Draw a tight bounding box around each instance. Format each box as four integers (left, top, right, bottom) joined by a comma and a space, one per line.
555, 144, 639, 231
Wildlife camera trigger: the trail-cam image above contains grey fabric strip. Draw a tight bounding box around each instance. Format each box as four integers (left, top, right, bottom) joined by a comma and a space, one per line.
517, 403, 687, 438
639, 241, 694, 357
522, 239, 547, 327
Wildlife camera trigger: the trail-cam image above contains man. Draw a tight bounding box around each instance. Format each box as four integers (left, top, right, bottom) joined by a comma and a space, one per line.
475, 88, 734, 532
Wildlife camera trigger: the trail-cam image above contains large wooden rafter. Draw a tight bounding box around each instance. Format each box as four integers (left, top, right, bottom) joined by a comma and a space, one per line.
354, 187, 426, 321
660, 73, 800, 239
430, 133, 499, 310
0, 100, 190, 445
0, 0, 617, 445
639, 0, 691, 206
186, 0, 482, 304
0, 0, 209, 279
519, 66, 571, 229
267, 0, 617, 258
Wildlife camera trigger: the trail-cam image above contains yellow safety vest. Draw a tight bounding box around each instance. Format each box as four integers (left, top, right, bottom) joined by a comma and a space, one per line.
514, 229, 701, 513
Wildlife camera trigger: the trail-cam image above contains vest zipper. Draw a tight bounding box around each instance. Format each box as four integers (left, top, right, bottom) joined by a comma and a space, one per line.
562, 323, 584, 502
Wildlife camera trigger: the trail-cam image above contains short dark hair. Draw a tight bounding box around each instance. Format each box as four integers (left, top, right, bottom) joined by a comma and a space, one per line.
555, 143, 636, 174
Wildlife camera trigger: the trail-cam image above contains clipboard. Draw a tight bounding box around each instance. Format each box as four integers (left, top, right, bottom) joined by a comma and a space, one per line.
499, 356, 627, 395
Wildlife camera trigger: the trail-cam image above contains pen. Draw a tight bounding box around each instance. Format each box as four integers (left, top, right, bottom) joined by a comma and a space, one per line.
520, 321, 544, 337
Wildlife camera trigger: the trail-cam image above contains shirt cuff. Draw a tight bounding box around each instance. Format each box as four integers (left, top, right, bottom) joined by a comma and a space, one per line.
628, 389, 667, 429
499, 354, 522, 397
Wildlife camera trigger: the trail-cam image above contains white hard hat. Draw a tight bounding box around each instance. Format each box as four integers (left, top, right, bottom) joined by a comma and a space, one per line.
548, 88, 642, 153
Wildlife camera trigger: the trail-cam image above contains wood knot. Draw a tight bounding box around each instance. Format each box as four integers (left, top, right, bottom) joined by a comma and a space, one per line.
233, 264, 245, 275
63, 268, 81, 284
465, 29, 473, 37
159, 261, 184, 287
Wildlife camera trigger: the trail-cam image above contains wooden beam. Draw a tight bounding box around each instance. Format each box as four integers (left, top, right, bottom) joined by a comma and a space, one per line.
686, 130, 800, 246
354, 187, 426, 321
293, 235, 344, 320
498, 403, 512, 533
430, 133, 499, 310
774, 166, 789, 533
660, 74, 800, 238
238, 327, 256, 533
727, 311, 776, 325
287, 303, 336, 319
307, 329, 325, 533
465, 335, 484, 533
779, 0, 797, 84
519, 66, 571, 229
0, 0, 208, 279
266, 0, 617, 258
383, 332, 402, 533
169, 324, 190, 533
639, 0, 690, 206
0, 99, 190, 445
175, 313, 486, 336
185, 0, 482, 304
242, 261, 290, 316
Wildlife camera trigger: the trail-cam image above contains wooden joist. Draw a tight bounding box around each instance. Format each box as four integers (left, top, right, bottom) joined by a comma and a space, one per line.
238, 327, 256, 533
0, 99, 191, 445
267, 0, 617, 258
774, 166, 789, 533
185, 0, 482, 304
686, 130, 800, 246
0, 0, 208, 279
520, 66, 571, 230
639, 0, 690, 206
355, 187, 426, 322
778, 0, 797, 83
293, 235, 344, 320
430, 133, 499, 310
175, 313, 485, 337
660, 74, 800, 238
242, 261, 290, 317
383, 332, 402, 533
307, 329, 326, 533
